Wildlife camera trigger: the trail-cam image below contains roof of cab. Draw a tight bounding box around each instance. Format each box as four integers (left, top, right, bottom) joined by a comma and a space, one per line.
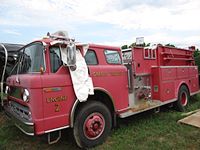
89, 43, 120, 51
34, 38, 120, 51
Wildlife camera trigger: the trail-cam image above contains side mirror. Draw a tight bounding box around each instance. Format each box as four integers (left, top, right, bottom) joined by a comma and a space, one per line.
40, 66, 44, 75
66, 42, 76, 66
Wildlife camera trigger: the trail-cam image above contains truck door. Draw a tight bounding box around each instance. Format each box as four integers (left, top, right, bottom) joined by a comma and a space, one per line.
41, 46, 75, 132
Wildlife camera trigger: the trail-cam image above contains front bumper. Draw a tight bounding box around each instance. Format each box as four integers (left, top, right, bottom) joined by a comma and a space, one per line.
4, 102, 34, 136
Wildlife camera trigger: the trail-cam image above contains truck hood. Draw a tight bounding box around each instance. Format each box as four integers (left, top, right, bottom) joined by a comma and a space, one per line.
7, 74, 42, 88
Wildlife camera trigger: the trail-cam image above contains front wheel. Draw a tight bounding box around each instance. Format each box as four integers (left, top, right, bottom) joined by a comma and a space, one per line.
73, 101, 112, 148
175, 85, 189, 112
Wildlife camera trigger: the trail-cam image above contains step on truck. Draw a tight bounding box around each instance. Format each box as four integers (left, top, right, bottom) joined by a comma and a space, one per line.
2, 31, 199, 148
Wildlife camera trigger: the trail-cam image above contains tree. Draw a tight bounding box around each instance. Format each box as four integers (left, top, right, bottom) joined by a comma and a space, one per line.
194, 48, 200, 57
194, 48, 200, 73
129, 42, 136, 48
165, 43, 176, 47
121, 45, 128, 49
128, 42, 151, 48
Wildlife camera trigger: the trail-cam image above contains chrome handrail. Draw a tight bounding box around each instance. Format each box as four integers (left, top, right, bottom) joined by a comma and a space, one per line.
0, 43, 8, 107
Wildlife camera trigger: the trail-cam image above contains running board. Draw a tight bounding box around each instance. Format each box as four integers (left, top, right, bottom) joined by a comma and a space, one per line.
119, 99, 177, 118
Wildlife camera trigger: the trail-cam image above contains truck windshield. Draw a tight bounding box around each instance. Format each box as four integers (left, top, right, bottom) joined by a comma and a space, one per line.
17, 43, 45, 74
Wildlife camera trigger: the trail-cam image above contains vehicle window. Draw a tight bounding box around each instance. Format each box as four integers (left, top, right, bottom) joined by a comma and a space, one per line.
144, 48, 156, 59
85, 49, 98, 65
50, 46, 62, 73
21, 43, 45, 73
104, 50, 121, 64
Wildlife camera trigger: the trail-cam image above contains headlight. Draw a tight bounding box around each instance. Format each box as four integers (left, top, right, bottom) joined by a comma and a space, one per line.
23, 89, 30, 102
5, 86, 10, 94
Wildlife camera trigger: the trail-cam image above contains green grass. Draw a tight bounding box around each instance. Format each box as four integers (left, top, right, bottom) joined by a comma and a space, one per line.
1, 95, 200, 150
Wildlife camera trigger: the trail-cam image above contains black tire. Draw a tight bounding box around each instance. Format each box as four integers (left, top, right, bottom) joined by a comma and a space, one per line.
175, 85, 189, 112
73, 101, 112, 148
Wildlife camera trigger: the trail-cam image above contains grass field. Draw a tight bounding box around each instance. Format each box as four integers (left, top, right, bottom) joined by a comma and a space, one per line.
1, 95, 200, 150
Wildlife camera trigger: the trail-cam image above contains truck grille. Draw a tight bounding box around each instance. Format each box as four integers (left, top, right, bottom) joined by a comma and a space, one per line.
9, 101, 32, 121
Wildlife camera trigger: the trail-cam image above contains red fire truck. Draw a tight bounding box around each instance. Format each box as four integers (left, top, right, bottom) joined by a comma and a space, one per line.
2, 31, 199, 148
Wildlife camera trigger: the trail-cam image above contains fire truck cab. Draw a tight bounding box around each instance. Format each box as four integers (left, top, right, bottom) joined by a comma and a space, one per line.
2, 31, 199, 148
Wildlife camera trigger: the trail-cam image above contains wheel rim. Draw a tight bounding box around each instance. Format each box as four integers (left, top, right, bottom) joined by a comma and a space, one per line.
83, 112, 105, 140
181, 91, 187, 106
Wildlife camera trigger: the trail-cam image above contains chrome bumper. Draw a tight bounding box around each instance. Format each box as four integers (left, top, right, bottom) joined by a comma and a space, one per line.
4, 103, 34, 136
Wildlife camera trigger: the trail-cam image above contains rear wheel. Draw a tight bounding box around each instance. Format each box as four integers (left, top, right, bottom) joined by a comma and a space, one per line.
73, 101, 112, 148
175, 85, 189, 112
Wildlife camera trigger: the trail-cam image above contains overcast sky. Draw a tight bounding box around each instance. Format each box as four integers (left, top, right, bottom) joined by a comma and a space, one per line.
0, 0, 200, 48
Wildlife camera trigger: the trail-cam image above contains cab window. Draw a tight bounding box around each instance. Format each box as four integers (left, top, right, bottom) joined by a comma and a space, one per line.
18, 42, 45, 74
50, 46, 62, 73
85, 49, 98, 65
104, 50, 121, 64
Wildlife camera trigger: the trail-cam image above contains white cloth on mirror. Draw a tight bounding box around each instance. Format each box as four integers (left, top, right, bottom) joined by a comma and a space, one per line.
69, 50, 94, 102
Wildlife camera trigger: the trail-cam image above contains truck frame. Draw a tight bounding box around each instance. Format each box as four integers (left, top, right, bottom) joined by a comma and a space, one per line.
2, 32, 199, 148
